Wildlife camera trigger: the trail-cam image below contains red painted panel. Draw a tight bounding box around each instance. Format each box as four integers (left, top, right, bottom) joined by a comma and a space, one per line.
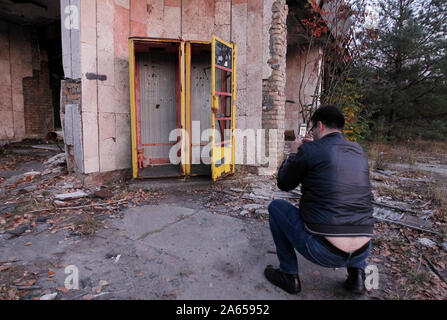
149, 158, 171, 165
135, 53, 141, 147
130, 0, 148, 24
140, 142, 177, 147
215, 91, 232, 96
130, 21, 147, 37
199, 0, 214, 17
114, 5, 130, 58
97, 0, 114, 26
215, 140, 231, 146
216, 65, 232, 72
248, 0, 263, 12
164, 0, 181, 7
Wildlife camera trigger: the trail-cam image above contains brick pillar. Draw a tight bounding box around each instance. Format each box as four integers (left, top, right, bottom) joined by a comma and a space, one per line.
261, 0, 288, 174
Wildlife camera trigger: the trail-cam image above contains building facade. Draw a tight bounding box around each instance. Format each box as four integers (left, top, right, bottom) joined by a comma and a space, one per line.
1, 0, 327, 183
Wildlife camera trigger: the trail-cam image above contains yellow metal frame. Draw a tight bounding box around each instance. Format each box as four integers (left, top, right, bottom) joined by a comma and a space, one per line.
129, 36, 236, 180
128, 37, 185, 178
128, 39, 138, 178
231, 43, 237, 174
184, 40, 212, 175
180, 41, 186, 175
211, 35, 236, 181
185, 42, 192, 175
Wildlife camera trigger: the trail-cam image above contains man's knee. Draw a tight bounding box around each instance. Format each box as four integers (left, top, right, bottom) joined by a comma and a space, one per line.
268, 199, 287, 220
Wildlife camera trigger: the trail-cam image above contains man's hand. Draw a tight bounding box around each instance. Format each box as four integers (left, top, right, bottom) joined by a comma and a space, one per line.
303, 132, 314, 143
291, 133, 313, 154
291, 138, 303, 153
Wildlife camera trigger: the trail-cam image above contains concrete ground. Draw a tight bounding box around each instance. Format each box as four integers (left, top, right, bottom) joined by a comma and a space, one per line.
4, 142, 447, 300
0, 179, 369, 300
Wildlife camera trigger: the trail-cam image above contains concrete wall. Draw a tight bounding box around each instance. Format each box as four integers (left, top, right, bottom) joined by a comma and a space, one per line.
79, 0, 132, 174
0, 21, 42, 142
285, 46, 322, 132
78, 0, 267, 174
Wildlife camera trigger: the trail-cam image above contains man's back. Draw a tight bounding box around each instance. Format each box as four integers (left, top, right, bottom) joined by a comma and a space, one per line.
277, 132, 374, 243
265, 105, 373, 295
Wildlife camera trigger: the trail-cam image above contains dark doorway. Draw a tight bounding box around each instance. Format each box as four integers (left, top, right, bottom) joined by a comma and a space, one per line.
38, 22, 63, 130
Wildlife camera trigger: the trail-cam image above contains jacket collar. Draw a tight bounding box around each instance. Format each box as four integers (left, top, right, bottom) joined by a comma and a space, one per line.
321, 131, 343, 140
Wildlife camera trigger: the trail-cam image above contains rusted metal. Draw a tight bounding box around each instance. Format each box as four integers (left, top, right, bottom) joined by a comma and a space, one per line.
215, 65, 232, 72
215, 91, 232, 96
140, 142, 177, 147
139, 51, 177, 165
190, 48, 212, 169
149, 158, 171, 165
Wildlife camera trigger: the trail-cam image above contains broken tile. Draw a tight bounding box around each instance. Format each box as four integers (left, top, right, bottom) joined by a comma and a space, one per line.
55, 190, 89, 201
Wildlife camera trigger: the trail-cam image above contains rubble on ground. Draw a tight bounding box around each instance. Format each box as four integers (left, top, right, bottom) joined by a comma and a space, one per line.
417, 238, 437, 249
54, 190, 89, 201
1, 140, 447, 300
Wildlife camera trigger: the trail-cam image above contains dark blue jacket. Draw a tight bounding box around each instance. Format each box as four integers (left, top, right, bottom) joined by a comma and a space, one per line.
277, 132, 374, 237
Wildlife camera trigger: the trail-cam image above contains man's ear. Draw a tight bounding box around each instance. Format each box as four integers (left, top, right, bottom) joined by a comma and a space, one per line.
318, 121, 324, 132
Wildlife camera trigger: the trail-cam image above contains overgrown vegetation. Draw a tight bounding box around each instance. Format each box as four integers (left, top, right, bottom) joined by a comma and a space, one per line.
349, 0, 446, 142
75, 213, 102, 236
298, 0, 447, 143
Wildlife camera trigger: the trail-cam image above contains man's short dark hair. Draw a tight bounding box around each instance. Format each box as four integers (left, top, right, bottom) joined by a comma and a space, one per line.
310, 105, 345, 130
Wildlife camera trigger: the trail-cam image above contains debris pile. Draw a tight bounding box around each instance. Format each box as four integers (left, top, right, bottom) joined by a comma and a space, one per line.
42, 153, 66, 175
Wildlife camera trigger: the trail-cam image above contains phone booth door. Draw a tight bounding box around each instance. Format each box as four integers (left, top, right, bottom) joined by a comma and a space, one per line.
210, 36, 236, 181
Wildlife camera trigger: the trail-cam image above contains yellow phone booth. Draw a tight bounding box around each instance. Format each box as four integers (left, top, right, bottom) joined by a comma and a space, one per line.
129, 36, 237, 181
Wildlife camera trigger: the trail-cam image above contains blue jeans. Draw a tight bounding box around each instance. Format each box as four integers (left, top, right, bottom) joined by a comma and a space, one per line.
268, 199, 371, 274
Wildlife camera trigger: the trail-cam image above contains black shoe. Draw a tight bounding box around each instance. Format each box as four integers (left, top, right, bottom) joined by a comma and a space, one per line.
344, 267, 366, 294
264, 265, 301, 294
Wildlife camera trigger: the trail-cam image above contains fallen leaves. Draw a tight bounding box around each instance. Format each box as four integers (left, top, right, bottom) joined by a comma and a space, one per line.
8, 288, 18, 299
56, 286, 68, 293
93, 280, 109, 294
0, 261, 40, 300
16, 279, 36, 287
370, 221, 447, 299
0, 264, 11, 272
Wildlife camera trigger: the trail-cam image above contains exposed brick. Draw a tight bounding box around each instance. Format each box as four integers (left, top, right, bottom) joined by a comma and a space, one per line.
23, 64, 53, 136
262, 0, 288, 169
